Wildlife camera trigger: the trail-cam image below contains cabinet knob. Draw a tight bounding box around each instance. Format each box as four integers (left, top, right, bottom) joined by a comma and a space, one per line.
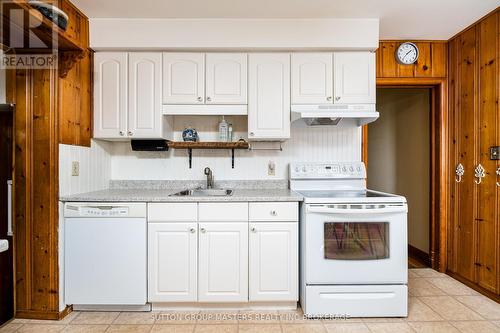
128, 131, 133, 136
190, 228, 196, 233
326, 96, 332, 101
119, 131, 125, 136
270, 210, 277, 216
200, 228, 206, 233
335, 96, 341, 101
206, 97, 212, 102
251, 227, 257, 233
197, 97, 203, 102
249, 132, 254, 136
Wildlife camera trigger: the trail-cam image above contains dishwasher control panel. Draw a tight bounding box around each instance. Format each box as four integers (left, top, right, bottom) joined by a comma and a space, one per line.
79, 207, 129, 217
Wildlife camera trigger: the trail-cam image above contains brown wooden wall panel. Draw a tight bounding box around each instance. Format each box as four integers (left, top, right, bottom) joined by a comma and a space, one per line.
456, 26, 478, 283
476, 12, 498, 293
448, 8, 500, 298
9, 68, 60, 317
376, 41, 447, 78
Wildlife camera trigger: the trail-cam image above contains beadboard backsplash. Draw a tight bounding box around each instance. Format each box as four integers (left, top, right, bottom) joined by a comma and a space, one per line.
59, 141, 113, 197
59, 119, 361, 196
111, 118, 362, 181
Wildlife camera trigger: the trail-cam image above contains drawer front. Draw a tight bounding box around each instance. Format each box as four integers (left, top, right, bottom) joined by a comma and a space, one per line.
249, 202, 298, 221
148, 203, 198, 222
198, 203, 248, 222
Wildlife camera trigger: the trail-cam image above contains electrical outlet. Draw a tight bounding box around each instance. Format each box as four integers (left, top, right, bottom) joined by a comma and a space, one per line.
71, 161, 79, 177
268, 161, 276, 176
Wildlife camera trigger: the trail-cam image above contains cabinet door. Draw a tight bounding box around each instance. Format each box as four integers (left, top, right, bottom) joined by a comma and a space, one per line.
148, 223, 197, 302
93, 52, 128, 139
128, 52, 163, 138
291, 53, 333, 104
163, 53, 204, 104
249, 223, 298, 301
198, 223, 248, 302
333, 52, 375, 104
248, 53, 291, 141
206, 53, 247, 104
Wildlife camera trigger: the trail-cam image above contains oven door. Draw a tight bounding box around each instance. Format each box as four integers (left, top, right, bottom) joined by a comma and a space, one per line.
305, 203, 408, 285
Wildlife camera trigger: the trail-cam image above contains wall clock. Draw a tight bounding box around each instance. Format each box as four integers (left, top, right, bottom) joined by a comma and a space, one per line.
395, 42, 419, 65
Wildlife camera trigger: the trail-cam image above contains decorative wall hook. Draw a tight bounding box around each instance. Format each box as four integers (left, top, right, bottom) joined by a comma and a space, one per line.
455, 163, 465, 183
496, 167, 500, 187
474, 164, 486, 184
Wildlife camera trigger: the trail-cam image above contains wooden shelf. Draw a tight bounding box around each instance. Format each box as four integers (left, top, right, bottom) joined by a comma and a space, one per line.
167, 141, 249, 168
167, 141, 249, 150
3, 1, 84, 52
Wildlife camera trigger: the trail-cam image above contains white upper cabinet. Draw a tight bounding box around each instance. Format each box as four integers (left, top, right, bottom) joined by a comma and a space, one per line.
205, 53, 247, 104
148, 223, 198, 302
94, 52, 169, 140
334, 52, 376, 104
163, 53, 205, 104
248, 53, 291, 141
198, 222, 248, 302
94, 52, 128, 139
249, 222, 298, 302
291, 53, 333, 104
128, 53, 163, 138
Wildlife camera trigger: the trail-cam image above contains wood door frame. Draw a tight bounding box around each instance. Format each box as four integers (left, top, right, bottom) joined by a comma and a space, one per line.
363, 77, 449, 272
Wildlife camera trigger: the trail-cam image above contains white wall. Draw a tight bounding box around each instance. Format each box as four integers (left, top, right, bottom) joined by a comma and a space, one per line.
368, 89, 430, 254
110, 118, 361, 180
89, 18, 379, 51
59, 140, 113, 197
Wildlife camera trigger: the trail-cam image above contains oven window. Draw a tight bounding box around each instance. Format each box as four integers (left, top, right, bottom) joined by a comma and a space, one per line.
324, 222, 389, 260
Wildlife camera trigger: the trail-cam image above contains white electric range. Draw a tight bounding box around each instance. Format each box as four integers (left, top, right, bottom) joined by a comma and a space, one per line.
290, 162, 408, 318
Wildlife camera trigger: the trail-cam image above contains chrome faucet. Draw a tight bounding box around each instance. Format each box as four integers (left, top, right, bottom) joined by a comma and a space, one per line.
204, 167, 214, 189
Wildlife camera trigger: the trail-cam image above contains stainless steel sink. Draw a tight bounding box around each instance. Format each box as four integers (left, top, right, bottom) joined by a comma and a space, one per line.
170, 189, 234, 197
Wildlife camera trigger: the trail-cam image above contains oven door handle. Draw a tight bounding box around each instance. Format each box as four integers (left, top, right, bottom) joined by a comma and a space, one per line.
306, 205, 407, 214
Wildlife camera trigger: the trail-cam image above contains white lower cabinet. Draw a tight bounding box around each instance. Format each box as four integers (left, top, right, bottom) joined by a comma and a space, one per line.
249, 222, 298, 301
148, 222, 198, 302
147, 202, 298, 305
198, 222, 249, 302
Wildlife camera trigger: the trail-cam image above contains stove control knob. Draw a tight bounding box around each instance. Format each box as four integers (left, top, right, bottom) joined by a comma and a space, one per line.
302, 166, 307, 172
342, 166, 347, 173
349, 166, 354, 172
295, 167, 300, 172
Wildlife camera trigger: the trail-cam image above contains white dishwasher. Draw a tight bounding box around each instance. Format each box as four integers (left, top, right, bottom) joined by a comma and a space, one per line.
64, 202, 148, 310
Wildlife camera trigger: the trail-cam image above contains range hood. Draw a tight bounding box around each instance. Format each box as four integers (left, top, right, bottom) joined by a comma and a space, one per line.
291, 104, 379, 126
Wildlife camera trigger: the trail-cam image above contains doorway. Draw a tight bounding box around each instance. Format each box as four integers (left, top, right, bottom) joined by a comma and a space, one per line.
0, 104, 14, 325
368, 89, 432, 267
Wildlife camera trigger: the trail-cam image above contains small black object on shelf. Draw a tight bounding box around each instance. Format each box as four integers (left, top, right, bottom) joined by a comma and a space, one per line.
131, 140, 169, 152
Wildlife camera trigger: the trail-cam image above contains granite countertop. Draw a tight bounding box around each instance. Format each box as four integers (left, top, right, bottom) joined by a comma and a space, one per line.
60, 188, 303, 202
61, 180, 303, 202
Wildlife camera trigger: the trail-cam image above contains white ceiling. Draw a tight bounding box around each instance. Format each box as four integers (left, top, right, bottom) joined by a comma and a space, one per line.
72, 0, 500, 40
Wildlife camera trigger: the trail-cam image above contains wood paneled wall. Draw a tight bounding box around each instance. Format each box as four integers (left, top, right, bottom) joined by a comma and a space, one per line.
5, 0, 92, 319
58, 0, 92, 147
59, 49, 93, 146
8, 68, 62, 318
448, 9, 500, 298
376, 41, 447, 78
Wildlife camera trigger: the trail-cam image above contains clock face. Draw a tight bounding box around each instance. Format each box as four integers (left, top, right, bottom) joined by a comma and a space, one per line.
396, 42, 419, 65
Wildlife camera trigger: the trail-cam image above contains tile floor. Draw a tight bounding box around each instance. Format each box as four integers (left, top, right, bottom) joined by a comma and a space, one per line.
2, 269, 500, 333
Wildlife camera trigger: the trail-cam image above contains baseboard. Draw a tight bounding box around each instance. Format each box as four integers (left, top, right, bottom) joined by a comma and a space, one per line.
16, 305, 72, 321
446, 271, 500, 303
408, 245, 431, 267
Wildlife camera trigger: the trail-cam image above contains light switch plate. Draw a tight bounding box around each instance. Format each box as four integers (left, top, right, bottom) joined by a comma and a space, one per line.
71, 161, 79, 176
268, 161, 276, 176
